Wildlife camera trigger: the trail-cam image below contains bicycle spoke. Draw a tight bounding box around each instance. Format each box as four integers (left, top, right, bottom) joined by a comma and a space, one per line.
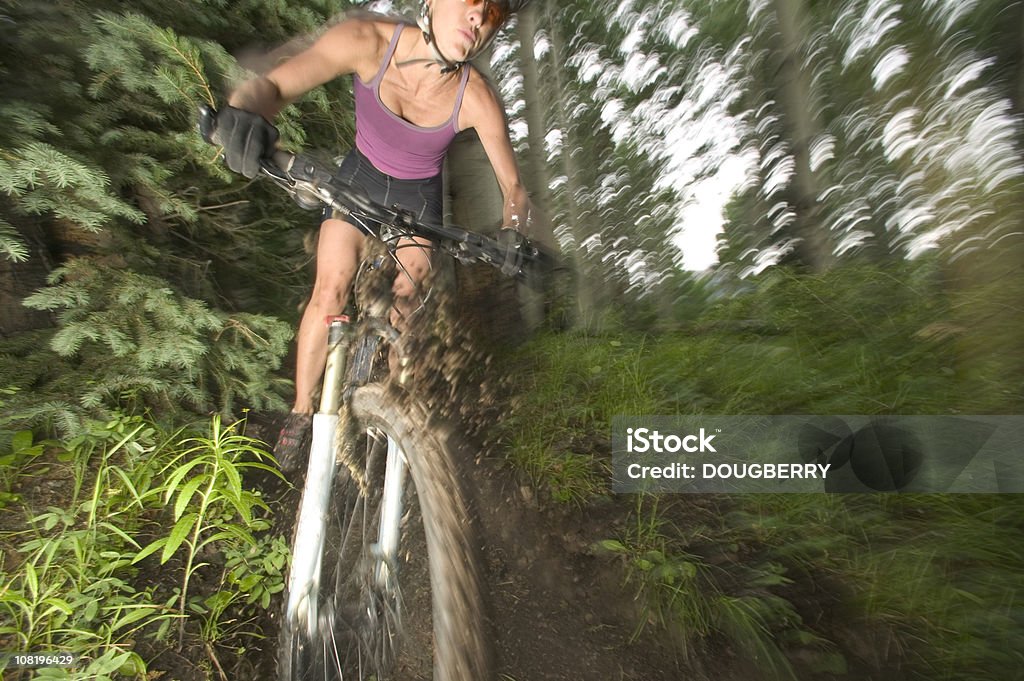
279, 384, 487, 681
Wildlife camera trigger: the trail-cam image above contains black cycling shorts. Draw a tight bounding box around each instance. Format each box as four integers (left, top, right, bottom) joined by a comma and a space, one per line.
320, 146, 444, 228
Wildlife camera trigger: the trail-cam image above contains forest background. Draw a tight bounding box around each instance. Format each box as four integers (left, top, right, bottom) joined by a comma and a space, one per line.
1, 0, 1023, 679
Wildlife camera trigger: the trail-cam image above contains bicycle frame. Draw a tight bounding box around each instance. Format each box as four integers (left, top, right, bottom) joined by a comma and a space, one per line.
197, 103, 553, 677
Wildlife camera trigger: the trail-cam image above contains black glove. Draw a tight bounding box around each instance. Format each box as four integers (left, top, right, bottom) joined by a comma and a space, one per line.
214, 106, 279, 179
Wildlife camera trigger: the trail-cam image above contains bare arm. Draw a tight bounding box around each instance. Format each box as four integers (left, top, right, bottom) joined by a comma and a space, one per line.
461, 72, 532, 232
228, 18, 385, 119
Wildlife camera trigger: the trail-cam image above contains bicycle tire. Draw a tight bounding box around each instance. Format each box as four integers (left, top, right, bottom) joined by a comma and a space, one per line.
278, 383, 490, 681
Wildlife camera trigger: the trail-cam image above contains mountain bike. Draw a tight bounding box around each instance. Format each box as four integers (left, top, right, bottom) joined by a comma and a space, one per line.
199, 105, 552, 681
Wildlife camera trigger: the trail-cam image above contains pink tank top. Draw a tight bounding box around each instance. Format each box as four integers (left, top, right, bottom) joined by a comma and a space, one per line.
354, 23, 470, 180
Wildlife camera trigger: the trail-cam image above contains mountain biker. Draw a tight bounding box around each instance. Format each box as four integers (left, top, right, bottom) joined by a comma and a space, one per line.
215, 0, 533, 469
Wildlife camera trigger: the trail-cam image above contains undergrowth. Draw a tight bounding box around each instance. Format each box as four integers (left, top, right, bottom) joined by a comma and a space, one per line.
0, 413, 286, 680
499, 262, 1024, 680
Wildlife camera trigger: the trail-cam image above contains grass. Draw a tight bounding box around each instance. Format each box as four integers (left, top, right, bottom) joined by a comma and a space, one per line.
496, 261, 1024, 679
499, 332, 672, 504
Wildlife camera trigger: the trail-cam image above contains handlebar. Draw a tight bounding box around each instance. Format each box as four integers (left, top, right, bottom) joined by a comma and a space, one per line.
197, 104, 555, 283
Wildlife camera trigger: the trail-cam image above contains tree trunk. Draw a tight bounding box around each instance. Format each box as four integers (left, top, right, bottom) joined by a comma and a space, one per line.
770, 0, 832, 272
545, 5, 601, 328
1017, 5, 1024, 114
512, 4, 565, 329
515, 6, 552, 210
943, 242, 1024, 413
0, 218, 54, 337
444, 54, 529, 347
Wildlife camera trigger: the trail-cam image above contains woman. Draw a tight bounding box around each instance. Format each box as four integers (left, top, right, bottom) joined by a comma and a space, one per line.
215, 0, 532, 467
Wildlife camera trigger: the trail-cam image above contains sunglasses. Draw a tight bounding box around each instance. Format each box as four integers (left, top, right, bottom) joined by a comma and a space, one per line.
462, 0, 509, 27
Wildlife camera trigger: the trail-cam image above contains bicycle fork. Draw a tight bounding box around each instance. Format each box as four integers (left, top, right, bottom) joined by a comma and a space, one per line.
284, 316, 409, 639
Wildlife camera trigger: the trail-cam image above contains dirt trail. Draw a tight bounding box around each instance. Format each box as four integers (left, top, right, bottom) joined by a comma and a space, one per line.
459, 444, 690, 681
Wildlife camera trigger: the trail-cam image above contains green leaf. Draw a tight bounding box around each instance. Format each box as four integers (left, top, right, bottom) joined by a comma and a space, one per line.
162, 457, 208, 498
132, 537, 168, 565
173, 475, 206, 521
107, 604, 159, 633
42, 512, 60, 532
108, 465, 146, 508
204, 590, 235, 611
84, 649, 133, 675
118, 651, 147, 677
235, 460, 287, 479
220, 459, 243, 500
162, 512, 198, 563
596, 539, 628, 553
97, 521, 142, 549
237, 574, 260, 591
197, 526, 255, 550
11, 430, 33, 452
43, 596, 74, 613
23, 562, 38, 600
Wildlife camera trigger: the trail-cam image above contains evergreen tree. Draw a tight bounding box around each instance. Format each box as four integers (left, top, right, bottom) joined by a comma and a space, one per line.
0, 0, 358, 428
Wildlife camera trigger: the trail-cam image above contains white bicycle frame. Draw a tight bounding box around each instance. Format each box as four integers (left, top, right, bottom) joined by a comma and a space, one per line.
283, 316, 408, 641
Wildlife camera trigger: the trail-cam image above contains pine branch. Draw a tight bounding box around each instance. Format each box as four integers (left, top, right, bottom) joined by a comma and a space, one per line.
0, 102, 62, 142
88, 12, 221, 112
0, 217, 29, 262
0, 142, 145, 230
22, 259, 292, 419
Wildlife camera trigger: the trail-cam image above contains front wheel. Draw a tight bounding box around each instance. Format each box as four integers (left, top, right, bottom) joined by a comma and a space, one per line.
278, 383, 490, 681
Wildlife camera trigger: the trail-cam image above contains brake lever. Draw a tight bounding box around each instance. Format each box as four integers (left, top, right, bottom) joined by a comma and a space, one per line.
493, 231, 559, 285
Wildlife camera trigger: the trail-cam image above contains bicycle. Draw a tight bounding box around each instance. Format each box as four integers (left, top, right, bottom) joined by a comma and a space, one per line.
198, 105, 552, 681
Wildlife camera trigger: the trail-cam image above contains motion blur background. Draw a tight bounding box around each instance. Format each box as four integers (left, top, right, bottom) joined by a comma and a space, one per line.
1, 1, 1022, 679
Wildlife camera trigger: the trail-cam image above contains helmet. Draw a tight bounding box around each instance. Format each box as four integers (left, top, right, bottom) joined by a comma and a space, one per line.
418, 0, 531, 73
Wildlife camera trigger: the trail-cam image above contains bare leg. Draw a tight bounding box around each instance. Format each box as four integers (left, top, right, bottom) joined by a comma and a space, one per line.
293, 218, 365, 414
390, 236, 434, 329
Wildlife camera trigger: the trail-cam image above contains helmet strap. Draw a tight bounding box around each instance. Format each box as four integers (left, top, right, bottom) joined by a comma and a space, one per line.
417, 6, 465, 74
